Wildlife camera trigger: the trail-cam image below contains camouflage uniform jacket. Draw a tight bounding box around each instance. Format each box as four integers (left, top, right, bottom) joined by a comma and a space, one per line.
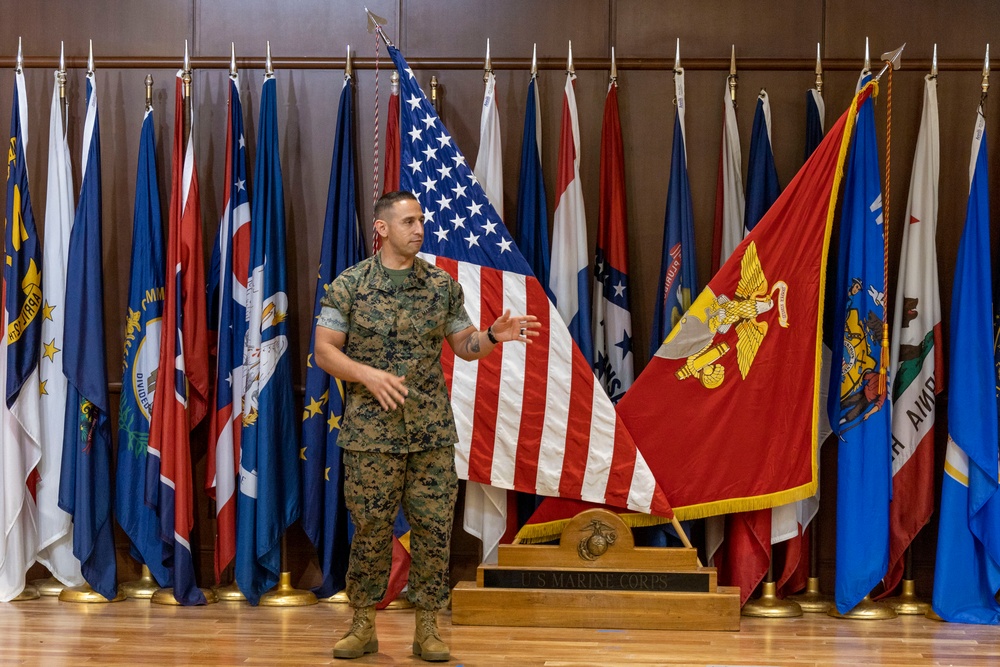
319, 253, 473, 453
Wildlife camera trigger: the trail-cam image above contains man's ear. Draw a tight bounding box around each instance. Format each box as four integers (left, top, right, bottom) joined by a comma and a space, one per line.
374, 218, 388, 238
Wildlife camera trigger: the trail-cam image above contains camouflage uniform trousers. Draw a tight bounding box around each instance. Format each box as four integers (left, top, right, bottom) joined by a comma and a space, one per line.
343, 445, 458, 611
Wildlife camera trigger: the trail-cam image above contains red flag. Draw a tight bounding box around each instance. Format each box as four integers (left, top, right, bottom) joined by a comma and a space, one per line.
373, 79, 400, 254
147, 73, 210, 604
520, 86, 870, 543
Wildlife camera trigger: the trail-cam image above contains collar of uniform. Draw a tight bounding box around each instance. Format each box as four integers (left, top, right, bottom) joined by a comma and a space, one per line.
369, 252, 431, 292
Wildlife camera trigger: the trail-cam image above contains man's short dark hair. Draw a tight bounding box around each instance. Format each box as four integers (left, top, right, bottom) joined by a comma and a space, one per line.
374, 190, 419, 223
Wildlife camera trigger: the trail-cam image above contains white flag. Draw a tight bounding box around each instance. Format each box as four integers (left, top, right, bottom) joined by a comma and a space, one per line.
474, 69, 504, 219
34, 72, 83, 586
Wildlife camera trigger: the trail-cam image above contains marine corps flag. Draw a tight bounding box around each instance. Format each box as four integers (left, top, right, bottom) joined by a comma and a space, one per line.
521, 83, 873, 540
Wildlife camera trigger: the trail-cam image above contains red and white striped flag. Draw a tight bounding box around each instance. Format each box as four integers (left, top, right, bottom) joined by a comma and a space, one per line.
389, 46, 671, 517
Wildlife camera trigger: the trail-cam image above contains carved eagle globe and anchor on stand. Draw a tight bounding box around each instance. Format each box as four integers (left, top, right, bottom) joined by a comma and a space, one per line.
661, 241, 789, 388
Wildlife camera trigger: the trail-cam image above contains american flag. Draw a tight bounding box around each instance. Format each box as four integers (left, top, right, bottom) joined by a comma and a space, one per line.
388, 46, 670, 516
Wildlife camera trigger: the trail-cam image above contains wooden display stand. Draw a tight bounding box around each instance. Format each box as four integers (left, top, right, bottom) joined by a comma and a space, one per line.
452, 509, 741, 631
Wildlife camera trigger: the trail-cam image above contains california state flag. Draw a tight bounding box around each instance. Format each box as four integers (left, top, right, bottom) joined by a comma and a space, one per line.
883, 74, 942, 595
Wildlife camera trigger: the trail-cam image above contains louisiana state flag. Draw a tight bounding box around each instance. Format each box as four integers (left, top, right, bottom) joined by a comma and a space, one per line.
301, 74, 361, 599
237, 74, 300, 605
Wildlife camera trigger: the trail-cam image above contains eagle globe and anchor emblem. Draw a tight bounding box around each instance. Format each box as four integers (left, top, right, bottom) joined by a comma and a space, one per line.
578, 518, 618, 561
658, 241, 789, 388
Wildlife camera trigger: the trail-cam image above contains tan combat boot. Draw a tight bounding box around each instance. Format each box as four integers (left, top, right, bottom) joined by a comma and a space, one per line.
333, 606, 378, 659
412, 608, 450, 662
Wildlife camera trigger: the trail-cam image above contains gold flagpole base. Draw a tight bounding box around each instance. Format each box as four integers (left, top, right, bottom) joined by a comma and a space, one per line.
213, 580, 247, 602
319, 590, 350, 604
12, 584, 41, 601
384, 594, 414, 610
150, 587, 219, 606
741, 581, 803, 618
885, 578, 930, 615
30, 577, 66, 597
788, 576, 833, 613
828, 594, 897, 620
926, 608, 943, 621
259, 572, 318, 607
120, 565, 160, 600
58, 583, 126, 603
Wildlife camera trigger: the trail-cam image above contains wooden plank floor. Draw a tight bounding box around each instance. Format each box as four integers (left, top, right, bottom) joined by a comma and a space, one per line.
1, 595, 999, 665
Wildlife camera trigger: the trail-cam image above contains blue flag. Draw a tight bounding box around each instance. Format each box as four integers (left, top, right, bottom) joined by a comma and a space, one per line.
58, 70, 117, 600
5, 69, 42, 407
237, 75, 301, 605
650, 68, 697, 358
804, 89, 825, 162
301, 76, 362, 598
745, 91, 781, 232
931, 110, 1000, 624
515, 75, 552, 300
115, 108, 167, 586
827, 84, 890, 613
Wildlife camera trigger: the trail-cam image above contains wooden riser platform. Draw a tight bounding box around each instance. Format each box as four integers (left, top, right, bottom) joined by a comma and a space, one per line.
452, 581, 742, 631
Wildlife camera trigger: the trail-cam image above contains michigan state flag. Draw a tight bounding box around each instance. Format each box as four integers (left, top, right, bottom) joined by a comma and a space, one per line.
115, 106, 167, 586
828, 84, 891, 614
238, 74, 300, 605
58, 67, 118, 600
301, 74, 361, 598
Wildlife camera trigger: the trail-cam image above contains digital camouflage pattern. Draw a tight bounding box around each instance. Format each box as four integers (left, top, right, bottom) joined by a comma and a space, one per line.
319, 253, 473, 453
343, 447, 458, 610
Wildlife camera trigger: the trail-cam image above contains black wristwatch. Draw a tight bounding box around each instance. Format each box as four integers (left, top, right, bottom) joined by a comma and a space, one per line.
486, 326, 499, 345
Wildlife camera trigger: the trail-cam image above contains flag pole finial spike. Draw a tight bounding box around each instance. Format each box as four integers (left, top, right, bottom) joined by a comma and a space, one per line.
610, 46, 617, 83
728, 44, 738, 103
815, 42, 823, 93
181, 40, 191, 98
931, 43, 938, 77
674, 37, 681, 72
365, 7, 394, 47
864, 36, 870, 73
982, 43, 990, 96
88, 38, 94, 75
345, 44, 353, 80
145, 74, 153, 111
265, 41, 274, 78
182, 39, 189, 74
567, 40, 574, 74
874, 43, 905, 82
531, 43, 537, 77
15, 37, 22, 73
58, 41, 67, 101
230, 42, 237, 77
484, 38, 492, 81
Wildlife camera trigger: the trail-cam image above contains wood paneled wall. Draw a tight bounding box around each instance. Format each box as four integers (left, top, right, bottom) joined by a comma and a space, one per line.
1, 0, 994, 595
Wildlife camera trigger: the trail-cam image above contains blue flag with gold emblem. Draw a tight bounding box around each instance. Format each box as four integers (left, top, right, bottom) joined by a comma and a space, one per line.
114, 107, 167, 586
301, 75, 361, 598
5, 68, 42, 407
237, 74, 301, 605
827, 84, 890, 614
58, 69, 118, 600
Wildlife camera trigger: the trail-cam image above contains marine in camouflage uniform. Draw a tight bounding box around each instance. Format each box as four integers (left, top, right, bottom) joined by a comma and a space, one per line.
319, 252, 471, 610
314, 191, 539, 661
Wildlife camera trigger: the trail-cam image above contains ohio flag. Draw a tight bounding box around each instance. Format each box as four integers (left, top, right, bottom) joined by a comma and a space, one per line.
388, 46, 671, 518
207, 71, 252, 583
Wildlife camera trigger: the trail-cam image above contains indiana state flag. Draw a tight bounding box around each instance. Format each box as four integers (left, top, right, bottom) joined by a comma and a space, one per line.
58, 68, 118, 601
115, 106, 167, 586
650, 64, 697, 358
828, 83, 890, 614
238, 73, 300, 605
931, 107, 1000, 624
302, 73, 361, 599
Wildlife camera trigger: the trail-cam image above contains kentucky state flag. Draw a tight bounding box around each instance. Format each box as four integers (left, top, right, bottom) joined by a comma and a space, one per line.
650, 65, 697, 358
301, 74, 361, 598
828, 84, 891, 614
931, 106, 1000, 624
237, 74, 300, 605
115, 106, 168, 586
58, 68, 117, 600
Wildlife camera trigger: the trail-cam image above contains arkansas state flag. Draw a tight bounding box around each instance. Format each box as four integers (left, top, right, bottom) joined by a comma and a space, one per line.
388, 46, 671, 518
146, 71, 210, 606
